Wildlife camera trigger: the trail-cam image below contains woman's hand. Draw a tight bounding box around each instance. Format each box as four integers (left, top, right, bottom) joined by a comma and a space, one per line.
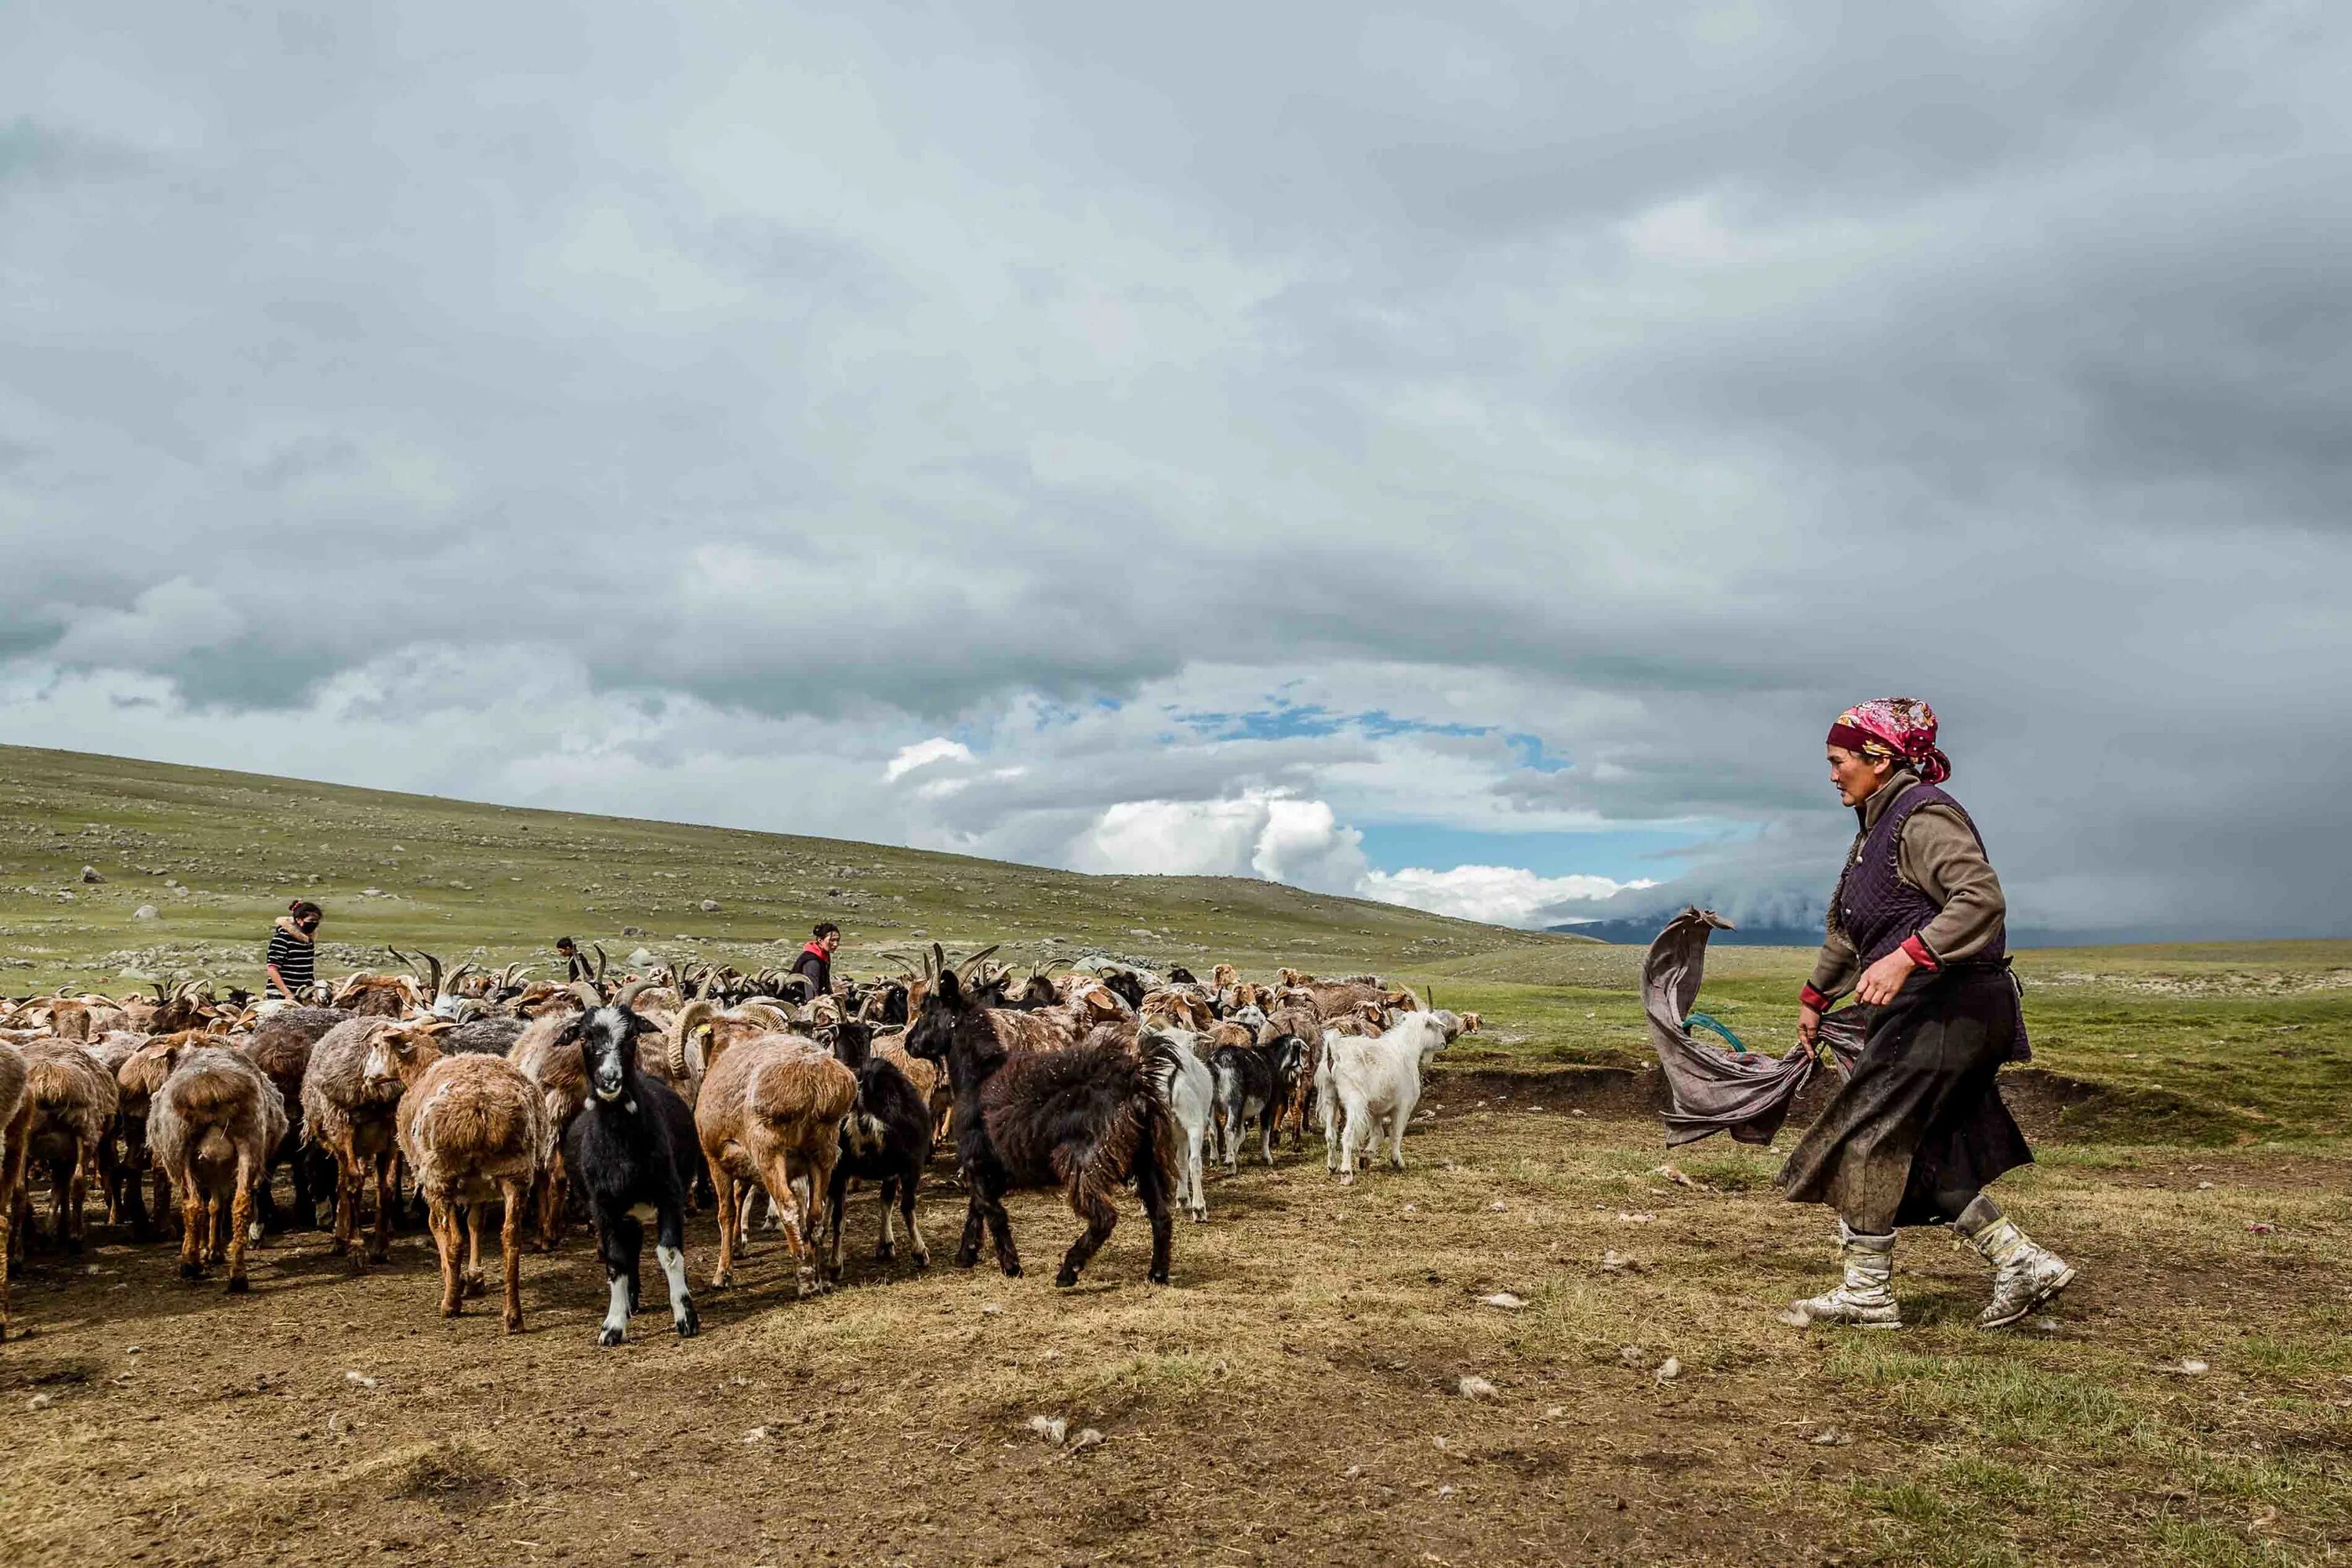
1854, 946, 1918, 1007
1797, 1004, 1822, 1048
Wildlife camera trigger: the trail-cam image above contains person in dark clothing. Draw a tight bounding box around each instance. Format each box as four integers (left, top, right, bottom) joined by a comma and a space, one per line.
1778, 699, 2074, 1331
788, 922, 840, 1000
266, 900, 323, 1002
556, 936, 593, 984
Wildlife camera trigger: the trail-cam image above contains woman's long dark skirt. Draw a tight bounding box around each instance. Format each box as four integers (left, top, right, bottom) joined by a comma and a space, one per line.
1779, 967, 2031, 1232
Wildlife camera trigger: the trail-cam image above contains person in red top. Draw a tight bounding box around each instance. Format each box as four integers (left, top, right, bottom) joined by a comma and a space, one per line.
787, 922, 839, 1002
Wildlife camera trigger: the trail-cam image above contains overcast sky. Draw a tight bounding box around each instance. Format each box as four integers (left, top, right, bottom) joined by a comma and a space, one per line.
3, 2, 2344, 940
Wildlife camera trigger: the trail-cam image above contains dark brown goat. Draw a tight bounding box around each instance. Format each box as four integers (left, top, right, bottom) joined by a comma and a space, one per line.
905, 949, 1179, 1288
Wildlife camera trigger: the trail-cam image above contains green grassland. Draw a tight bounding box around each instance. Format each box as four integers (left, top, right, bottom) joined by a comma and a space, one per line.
0, 742, 1570, 991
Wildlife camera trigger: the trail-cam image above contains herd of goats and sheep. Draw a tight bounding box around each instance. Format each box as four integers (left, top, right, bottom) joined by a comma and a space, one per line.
0, 944, 1484, 1342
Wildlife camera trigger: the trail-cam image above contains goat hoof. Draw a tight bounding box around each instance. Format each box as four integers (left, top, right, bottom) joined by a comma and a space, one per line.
463, 1275, 485, 1298
1053, 1268, 1080, 1288
1000, 1262, 1023, 1279
225, 1276, 249, 1295
441, 1302, 462, 1318
1149, 1269, 1171, 1286
503, 1313, 523, 1334
328, 1237, 350, 1256
597, 1326, 624, 1347
676, 1306, 699, 1339
178, 1259, 203, 1280
910, 1251, 930, 1271
874, 1240, 895, 1261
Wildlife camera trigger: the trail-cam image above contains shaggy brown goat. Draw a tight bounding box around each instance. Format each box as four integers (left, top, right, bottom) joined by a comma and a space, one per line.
693, 1032, 856, 1297
115, 1031, 219, 1239
303, 1016, 451, 1265
15, 1039, 119, 1254
149, 1047, 289, 1290
243, 1005, 349, 1231
388, 1046, 550, 1331
906, 951, 1181, 1288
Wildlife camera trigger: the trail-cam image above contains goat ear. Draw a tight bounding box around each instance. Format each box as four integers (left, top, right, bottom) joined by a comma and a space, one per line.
936, 969, 963, 1006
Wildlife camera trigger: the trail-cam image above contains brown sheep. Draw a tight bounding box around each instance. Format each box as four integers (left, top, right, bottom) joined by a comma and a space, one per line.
14, 1040, 118, 1254
148, 1047, 289, 1291
243, 1005, 350, 1231
115, 1032, 216, 1239
0, 1041, 27, 1334
694, 1033, 856, 1297
303, 1016, 449, 1265
387, 1045, 550, 1331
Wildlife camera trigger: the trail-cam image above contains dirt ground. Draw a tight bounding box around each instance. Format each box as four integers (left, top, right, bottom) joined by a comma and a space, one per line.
5, 1077, 2350, 1568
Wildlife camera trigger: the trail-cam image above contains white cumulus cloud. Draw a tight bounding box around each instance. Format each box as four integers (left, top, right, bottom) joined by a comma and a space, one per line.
1068, 793, 1370, 895
1359, 865, 1654, 929
883, 737, 974, 782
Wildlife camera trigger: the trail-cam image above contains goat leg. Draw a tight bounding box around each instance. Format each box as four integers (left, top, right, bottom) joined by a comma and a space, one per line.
707, 1165, 737, 1288
1054, 1185, 1118, 1288
176, 1165, 206, 1280
655, 1204, 695, 1339
225, 1149, 256, 1294
63, 1138, 89, 1253
206, 1189, 228, 1264
982, 1192, 1022, 1279
753, 1152, 813, 1297
463, 1203, 487, 1297
499, 1180, 525, 1333
825, 1166, 851, 1282
953, 1192, 986, 1269
430, 1200, 463, 1316
366, 1152, 396, 1265
898, 1165, 928, 1269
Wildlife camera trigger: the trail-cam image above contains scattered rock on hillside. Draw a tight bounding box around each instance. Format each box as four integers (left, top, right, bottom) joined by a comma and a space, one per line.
81, 866, 103, 884
699, 899, 720, 913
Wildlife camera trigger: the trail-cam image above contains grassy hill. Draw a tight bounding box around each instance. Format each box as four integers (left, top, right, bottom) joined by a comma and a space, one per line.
0, 743, 1574, 994
6, 742, 2347, 1142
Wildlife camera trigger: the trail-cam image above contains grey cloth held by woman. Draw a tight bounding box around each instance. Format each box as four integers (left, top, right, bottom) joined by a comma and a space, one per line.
1643, 908, 1864, 1147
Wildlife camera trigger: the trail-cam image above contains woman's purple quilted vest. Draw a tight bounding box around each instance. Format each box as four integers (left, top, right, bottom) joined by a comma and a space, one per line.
1833, 782, 2007, 969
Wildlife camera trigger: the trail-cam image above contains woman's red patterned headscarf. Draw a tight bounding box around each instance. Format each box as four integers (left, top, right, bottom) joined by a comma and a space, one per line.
1827, 697, 1951, 785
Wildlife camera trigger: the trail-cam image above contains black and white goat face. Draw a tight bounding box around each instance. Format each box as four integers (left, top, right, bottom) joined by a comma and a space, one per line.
576, 1007, 639, 1104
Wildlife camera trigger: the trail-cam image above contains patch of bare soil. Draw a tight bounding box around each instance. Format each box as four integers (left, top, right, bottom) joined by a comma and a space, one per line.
4, 1103, 2347, 1568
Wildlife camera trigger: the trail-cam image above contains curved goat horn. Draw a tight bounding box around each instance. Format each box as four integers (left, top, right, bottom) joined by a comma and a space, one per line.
616, 977, 656, 1009
568, 980, 605, 1012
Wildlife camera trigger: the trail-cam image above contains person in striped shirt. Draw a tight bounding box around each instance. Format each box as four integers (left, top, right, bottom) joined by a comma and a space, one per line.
265, 900, 323, 1002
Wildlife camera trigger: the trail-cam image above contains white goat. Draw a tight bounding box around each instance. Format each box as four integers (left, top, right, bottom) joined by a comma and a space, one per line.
1319, 1013, 1453, 1181
1140, 1028, 1213, 1221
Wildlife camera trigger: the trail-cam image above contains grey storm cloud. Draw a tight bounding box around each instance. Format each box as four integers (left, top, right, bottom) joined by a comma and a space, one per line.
2, 2, 2347, 938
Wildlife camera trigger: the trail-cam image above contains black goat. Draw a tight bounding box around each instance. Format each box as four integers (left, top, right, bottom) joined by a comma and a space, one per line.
822, 1022, 933, 1277
1099, 970, 1148, 1011
1210, 1037, 1304, 1171
906, 950, 1179, 1287
1166, 966, 1197, 985
563, 1002, 701, 1345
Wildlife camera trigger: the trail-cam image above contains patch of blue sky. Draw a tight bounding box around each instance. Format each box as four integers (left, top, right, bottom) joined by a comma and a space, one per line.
1171, 702, 1497, 745
1356, 822, 1737, 883
1503, 732, 1569, 773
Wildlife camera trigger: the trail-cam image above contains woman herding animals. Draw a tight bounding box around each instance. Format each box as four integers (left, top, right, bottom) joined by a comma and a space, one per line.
1778, 699, 2074, 1331
264, 901, 322, 1004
